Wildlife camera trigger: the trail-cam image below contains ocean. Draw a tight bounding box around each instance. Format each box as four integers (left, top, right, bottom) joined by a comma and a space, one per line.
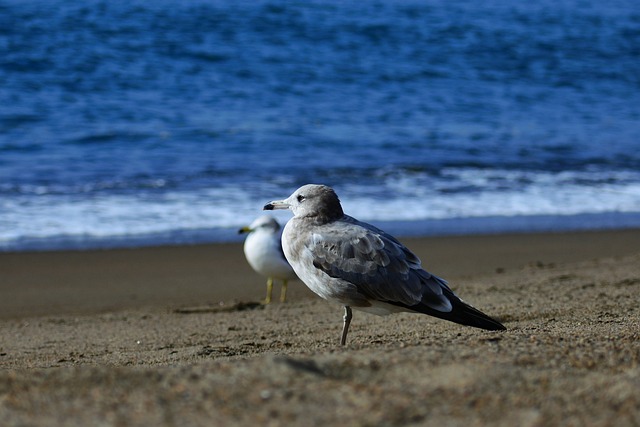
1, 0, 639, 251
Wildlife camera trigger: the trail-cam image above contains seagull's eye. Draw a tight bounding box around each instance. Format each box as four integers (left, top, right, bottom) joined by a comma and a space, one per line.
296, 194, 306, 203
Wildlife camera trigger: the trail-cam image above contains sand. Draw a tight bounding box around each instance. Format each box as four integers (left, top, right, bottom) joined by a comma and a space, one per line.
0, 229, 639, 426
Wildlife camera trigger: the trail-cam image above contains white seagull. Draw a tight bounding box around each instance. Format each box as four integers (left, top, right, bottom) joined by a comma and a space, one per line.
239, 215, 297, 304
264, 184, 506, 345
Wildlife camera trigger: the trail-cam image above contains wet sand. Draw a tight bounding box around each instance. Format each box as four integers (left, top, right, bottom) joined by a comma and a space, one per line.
0, 229, 639, 426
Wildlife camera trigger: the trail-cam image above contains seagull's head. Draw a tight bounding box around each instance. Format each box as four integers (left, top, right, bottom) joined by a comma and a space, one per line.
264, 184, 344, 222
238, 215, 281, 234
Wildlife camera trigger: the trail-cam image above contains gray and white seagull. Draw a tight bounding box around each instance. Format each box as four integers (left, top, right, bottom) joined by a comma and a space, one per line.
264, 184, 506, 345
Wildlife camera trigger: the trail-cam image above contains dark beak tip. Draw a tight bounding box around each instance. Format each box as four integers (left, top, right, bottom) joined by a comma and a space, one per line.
263, 203, 274, 211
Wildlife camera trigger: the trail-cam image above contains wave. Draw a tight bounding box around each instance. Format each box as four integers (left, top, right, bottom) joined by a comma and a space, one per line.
1, 168, 639, 250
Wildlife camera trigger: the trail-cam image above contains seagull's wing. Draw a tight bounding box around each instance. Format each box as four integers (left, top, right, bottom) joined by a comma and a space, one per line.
306, 215, 453, 312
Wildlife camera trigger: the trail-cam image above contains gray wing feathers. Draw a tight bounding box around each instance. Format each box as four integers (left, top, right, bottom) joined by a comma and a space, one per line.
308, 216, 453, 312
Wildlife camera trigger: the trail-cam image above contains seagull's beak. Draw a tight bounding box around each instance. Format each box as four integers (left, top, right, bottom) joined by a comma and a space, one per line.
264, 199, 289, 210
238, 226, 252, 234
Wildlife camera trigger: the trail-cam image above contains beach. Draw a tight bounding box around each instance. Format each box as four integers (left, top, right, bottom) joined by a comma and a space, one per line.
1, 229, 639, 426
3, 1, 640, 425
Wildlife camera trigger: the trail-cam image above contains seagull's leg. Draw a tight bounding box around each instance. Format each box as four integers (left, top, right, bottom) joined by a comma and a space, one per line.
341, 306, 352, 346
279, 279, 288, 303
264, 277, 273, 304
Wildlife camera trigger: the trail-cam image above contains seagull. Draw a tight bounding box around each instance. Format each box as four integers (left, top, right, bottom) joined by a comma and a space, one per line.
264, 184, 506, 345
239, 215, 297, 304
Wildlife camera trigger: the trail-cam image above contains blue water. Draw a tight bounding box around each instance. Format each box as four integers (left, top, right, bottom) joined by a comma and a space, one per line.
1, 0, 640, 251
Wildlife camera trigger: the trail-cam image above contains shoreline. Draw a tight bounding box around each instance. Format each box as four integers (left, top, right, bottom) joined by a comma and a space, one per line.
3, 211, 640, 253
1, 228, 639, 320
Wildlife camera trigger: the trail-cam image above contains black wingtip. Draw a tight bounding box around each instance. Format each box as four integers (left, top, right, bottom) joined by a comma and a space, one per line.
472, 314, 507, 331
443, 298, 507, 331
452, 301, 506, 331
395, 297, 506, 331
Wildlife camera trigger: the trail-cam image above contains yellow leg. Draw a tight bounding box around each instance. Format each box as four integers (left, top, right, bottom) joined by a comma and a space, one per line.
264, 277, 273, 304
280, 279, 288, 303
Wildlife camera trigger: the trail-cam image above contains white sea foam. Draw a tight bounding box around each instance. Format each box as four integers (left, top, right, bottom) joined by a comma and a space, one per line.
1, 170, 639, 250
343, 169, 640, 221
0, 189, 292, 248
343, 183, 640, 221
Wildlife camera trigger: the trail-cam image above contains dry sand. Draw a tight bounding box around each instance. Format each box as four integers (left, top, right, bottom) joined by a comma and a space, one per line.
0, 229, 639, 426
